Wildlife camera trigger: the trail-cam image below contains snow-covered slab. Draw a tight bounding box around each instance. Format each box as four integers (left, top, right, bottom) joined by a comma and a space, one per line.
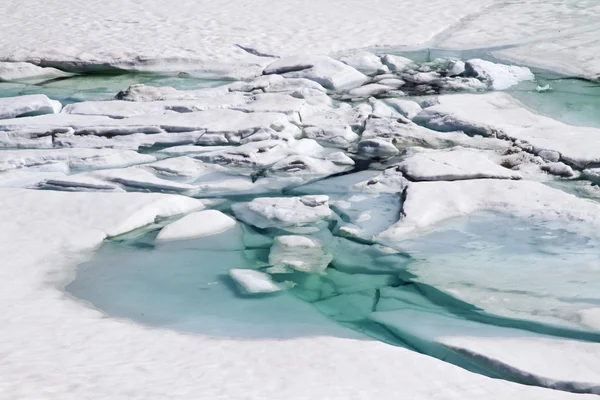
463, 59, 534, 90
232, 195, 332, 229
62, 94, 249, 118
156, 210, 237, 241
157, 144, 233, 157
0, 95, 62, 119
37, 175, 125, 192
0, 109, 300, 142
0, 61, 72, 82
415, 92, 600, 169
229, 268, 282, 294
264, 56, 367, 91
197, 140, 293, 170
441, 336, 600, 394
228, 74, 328, 94
397, 147, 522, 181
268, 235, 333, 274
361, 117, 510, 151
379, 179, 600, 241
0, 148, 154, 173
337, 51, 386, 75
54, 131, 206, 150
267, 155, 353, 178
89, 167, 195, 193
146, 156, 226, 179
0, 130, 54, 149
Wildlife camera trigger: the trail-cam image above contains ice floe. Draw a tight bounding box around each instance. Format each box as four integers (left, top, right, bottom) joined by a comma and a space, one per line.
397, 147, 522, 181
268, 235, 332, 274
415, 92, 600, 169
229, 268, 282, 294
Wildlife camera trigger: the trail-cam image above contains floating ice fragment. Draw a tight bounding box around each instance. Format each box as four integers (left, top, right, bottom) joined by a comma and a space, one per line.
229, 269, 281, 295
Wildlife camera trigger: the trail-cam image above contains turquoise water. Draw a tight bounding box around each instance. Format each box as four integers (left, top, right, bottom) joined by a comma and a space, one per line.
0, 72, 230, 105
66, 211, 600, 387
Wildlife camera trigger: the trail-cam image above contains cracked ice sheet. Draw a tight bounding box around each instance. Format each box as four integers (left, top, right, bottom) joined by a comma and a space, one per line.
0, 0, 495, 74
0, 188, 593, 400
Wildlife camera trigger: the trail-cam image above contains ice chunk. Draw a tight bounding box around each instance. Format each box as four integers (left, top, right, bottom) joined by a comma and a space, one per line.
268, 235, 332, 274
229, 269, 281, 294
344, 84, 399, 99
352, 166, 409, 193
156, 210, 237, 241
397, 147, 522, 181
0, 95, 62, 119
356, 138, 400, 159
381, 55, 415, 72
263, 56, 367, 91
88, 167, 195, 193
383, 99, 422, 120
232, 195, 332, 229
464, 59, 534, 90
338, 51, 385, 74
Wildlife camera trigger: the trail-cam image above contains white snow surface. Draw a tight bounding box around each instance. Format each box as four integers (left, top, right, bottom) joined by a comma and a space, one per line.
0, 0, 498, 75
156, 210, 237, 242
0, 188, 588, 399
